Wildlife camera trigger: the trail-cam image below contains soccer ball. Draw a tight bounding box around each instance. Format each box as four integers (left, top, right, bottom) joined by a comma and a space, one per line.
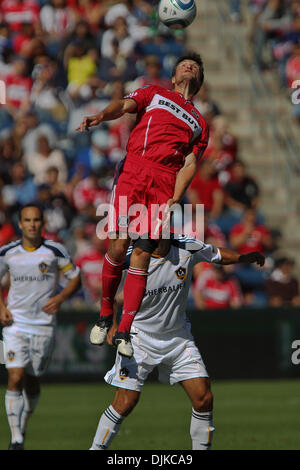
158, 0, 197, 29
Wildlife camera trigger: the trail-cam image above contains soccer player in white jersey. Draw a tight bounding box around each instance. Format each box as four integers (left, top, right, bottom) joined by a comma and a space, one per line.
89, 236, 265, 450
0, 204, 81, 450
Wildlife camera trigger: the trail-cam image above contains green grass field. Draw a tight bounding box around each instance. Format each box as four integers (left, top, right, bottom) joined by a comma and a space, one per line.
0, 379, 300, 450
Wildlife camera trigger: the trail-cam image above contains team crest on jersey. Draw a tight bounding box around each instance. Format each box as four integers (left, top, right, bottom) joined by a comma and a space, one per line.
118, 215, 129, 228
38, 262, 49, 274
7, 350, 15, 361
119, 367, 129, 381
175, 267, 187, 281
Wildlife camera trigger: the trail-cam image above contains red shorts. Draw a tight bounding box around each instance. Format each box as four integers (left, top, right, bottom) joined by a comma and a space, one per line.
109, 156, 176, 239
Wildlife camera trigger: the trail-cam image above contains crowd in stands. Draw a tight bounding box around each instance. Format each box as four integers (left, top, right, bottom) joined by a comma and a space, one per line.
0, 0, 298, 310
230, 0, 300, 122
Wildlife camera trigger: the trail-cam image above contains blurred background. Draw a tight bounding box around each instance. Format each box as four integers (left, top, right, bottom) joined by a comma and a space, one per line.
0, 0, 300, 449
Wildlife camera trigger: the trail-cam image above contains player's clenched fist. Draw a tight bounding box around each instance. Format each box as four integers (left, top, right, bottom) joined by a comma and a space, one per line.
0, 306, 13, 326
239, 252, 265, 267
76, 115, 102, 132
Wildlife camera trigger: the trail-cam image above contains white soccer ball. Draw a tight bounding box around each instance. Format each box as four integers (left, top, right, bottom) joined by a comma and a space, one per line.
158, 0, 197, 29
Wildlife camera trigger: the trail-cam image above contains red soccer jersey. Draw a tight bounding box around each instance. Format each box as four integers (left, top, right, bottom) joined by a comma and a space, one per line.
5, 74, 33, 107
229, 223, 270, 254
125, 85, 209, 173
200, 277, 242, 309
1, 0, 40, 32
190, 172, 222, 211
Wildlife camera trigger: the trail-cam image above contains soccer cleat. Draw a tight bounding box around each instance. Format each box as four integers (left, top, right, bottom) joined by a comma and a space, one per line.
113, 331, 134, 358
8, 442, 24, 450
90, 317, 113, 346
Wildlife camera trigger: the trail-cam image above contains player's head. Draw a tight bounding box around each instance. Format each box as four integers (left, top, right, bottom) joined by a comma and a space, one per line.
18, 204, 44, 243
172, 52, 204, 96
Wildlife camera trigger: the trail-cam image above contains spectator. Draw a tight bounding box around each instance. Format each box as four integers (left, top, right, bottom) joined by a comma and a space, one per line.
0, 135, 23, 180
205, 115, 238, 173
1, 0, 40, 33
40, 0, 75, 54
131, 55, 172, 90
193, 82, 222, 126
67, 0, 107, 33
3, 56, 33, 120
193, 264, 243, 309
98, 37, 137, 84
229, 207, 273, 255
265, 256, 300, 306
30, 55, 68, 124
74, 230, 107, 303
71, 129, 111, 179
101, 16, 136, 60
25, 134, 68, 185
224, 160, 260, 211
187, 158, 224, 220
65, 40, 98, 99
229, 208, 271, 303
2, 161, 37, 207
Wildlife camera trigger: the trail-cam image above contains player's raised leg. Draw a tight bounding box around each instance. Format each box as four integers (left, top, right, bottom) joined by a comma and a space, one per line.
180, 377, 214, 450
95, 237, 131, 345
90, 388, 140, 450
113, 239, 158, 357
6, 367, 25, 449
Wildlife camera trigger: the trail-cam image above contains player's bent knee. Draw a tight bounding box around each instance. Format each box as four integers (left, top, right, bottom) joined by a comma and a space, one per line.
112, 390, 140, 417
109, 238, 130, 262
8, 369, 24, 391
192, 389, 213, 413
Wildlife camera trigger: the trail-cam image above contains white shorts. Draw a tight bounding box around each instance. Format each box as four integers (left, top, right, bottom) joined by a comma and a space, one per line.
2, 325, 55, 377
104, 325, 208, 392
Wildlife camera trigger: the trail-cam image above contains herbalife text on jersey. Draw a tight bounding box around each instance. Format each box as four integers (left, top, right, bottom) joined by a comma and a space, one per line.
96, 200, 205, 240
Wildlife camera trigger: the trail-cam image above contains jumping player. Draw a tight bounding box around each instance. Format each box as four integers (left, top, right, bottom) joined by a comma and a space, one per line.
77, 53, 209, 358
89, 237, 265, 450
0, 204, 81, 450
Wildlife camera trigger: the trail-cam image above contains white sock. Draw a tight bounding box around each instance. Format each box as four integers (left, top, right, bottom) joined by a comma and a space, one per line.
90, 405, 124, 450
20, 391, 40, 436
190, 409, 214, 450
5, 390, 24, 444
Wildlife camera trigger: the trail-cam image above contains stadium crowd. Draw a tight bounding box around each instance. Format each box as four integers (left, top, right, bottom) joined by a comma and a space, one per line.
0, 0, 299, 310
230, 0, 300, 121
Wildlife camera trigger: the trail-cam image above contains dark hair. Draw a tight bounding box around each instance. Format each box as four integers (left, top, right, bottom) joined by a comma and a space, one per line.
18, 204, 44, 221
172, 52, 204, 93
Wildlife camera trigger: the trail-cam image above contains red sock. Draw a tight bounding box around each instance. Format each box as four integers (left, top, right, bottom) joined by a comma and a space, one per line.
118, 267, 148, 333
100, 254, 123, 319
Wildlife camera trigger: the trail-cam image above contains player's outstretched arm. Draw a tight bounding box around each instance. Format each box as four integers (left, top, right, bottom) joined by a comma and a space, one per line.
42, 274, 81, 315
218, 248, 265, 267
76, 98, 138, 132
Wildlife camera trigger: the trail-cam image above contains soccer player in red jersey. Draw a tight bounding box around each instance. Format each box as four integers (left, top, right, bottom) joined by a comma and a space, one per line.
76, 53, 209, 357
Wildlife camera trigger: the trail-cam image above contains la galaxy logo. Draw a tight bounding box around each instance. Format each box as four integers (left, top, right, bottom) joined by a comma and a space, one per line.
175, 267, 187, 281
119, 367, 129, 381
7, 350, 15, 361
39, 262, 49, 274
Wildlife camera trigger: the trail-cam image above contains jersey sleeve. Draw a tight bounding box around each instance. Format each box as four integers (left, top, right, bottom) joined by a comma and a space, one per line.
188, 240, 221, 266
124, 85, 156, 113
54, 244, 80, 280
0, 251, 9, 280
192, 121, 209, 160
172, 236, 221, 265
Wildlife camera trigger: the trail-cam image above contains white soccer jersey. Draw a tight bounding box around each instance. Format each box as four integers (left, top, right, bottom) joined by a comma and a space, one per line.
124, 237, 221, 334
0, 239, 80, 335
